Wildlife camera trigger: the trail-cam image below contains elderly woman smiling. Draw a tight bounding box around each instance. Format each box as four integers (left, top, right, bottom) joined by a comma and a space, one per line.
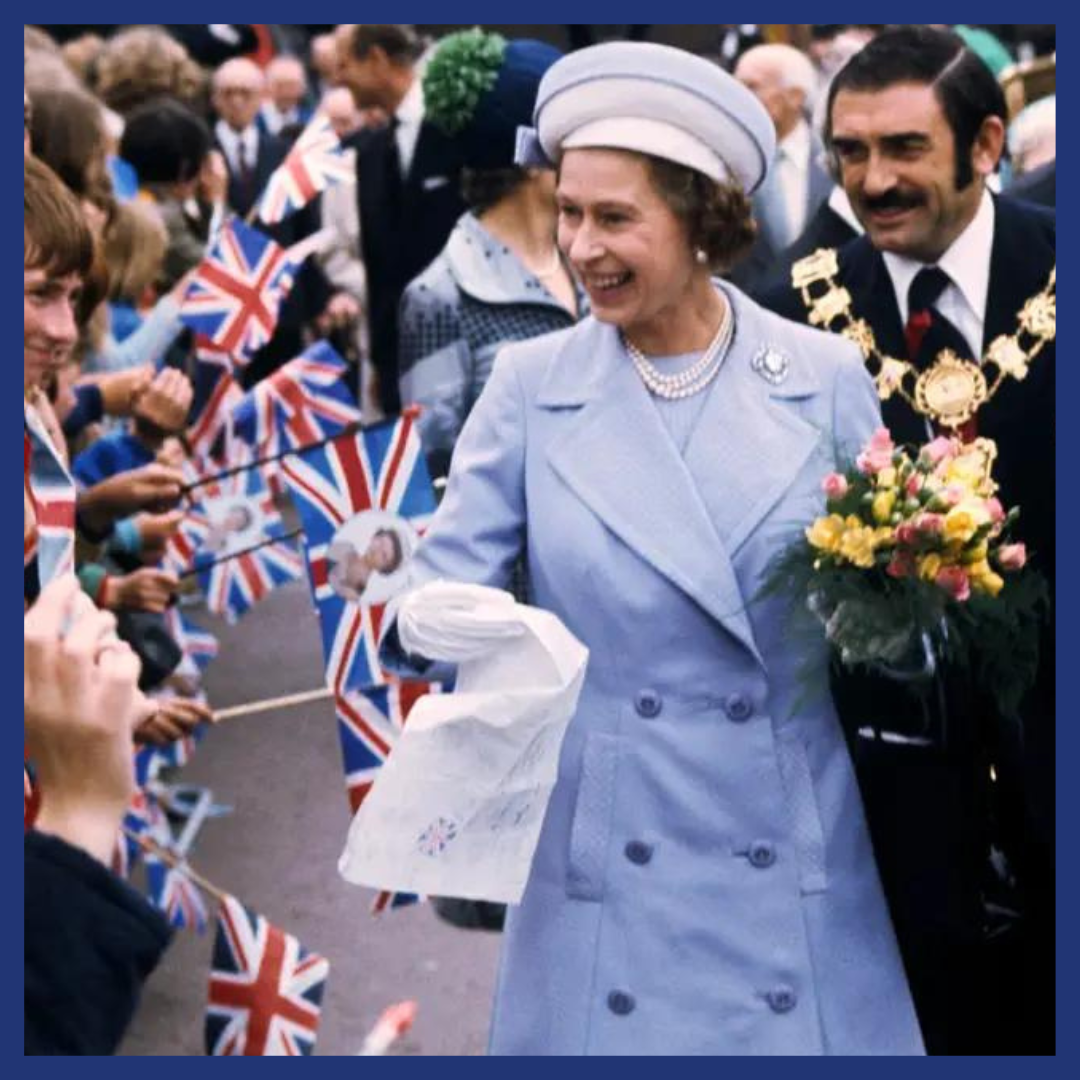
382, 42, 923, 1056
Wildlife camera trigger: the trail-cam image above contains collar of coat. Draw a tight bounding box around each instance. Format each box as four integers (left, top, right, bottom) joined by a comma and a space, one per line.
445, 213, 587, 312
532, 283, 831, 669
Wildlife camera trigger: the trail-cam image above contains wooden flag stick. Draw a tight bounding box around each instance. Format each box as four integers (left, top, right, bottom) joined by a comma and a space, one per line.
124, 827, 230, 905
213, 686, 335, 721
177, 527, 305, 580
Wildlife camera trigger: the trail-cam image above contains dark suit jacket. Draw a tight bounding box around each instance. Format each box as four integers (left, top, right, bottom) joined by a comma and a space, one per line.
758, 196, 1055, 1052
216, 130, 288, 219
356, 119, 466, 414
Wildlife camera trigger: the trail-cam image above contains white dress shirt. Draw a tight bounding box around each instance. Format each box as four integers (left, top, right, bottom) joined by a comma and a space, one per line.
882, 188, 995, 358
775, 120, 813, 244
260, 102, 301, 137
214, 120, 259, 178
394, 77, 424, 177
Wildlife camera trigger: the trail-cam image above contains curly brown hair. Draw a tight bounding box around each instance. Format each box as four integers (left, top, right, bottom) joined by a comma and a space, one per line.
94, 26, 207, 117
644, 156, 758, 273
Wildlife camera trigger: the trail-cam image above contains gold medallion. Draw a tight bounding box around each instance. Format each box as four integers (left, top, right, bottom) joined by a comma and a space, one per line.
914, 351, 988, 428
791, 249, 1053, 427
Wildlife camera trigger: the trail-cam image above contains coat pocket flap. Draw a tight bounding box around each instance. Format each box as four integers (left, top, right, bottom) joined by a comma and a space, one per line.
776, 732, 829, 895
566, 733, 619, 902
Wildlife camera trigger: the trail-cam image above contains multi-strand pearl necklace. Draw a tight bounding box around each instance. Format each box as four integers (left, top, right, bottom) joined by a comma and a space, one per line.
622, 302, 734, 400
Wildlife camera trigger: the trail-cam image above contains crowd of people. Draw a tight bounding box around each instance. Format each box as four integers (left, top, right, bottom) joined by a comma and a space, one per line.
25, 22, 1054, 1056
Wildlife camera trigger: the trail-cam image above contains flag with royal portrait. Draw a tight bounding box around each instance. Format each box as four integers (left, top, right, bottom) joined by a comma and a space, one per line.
280, 413, 436, 694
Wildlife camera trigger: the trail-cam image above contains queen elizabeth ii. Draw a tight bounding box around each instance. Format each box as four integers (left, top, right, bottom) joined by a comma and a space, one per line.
381, 42, 923, 1056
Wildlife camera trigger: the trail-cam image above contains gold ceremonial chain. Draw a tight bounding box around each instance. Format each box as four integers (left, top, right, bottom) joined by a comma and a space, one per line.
790, 249, 1056, 429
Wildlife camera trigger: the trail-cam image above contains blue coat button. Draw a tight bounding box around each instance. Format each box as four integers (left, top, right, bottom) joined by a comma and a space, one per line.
766, 985, 797, 1013
748, 841, 777, 869
635, 689, 662, 718
724, 693, 754, 722
624, 840, 653, 866
607, 990, 636, 1016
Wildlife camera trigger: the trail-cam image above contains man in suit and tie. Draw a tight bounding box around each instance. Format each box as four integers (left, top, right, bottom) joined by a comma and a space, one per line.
731, 43, 831, 292
259, 54, 315, 142
212, 57, 287, 218
759, 26, 1054, 1054
335, 24, 466, 417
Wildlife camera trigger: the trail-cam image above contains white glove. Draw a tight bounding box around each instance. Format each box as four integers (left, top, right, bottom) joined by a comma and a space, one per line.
396, 581, 526, 663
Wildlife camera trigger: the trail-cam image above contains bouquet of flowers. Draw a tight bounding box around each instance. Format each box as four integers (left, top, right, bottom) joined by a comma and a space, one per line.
761, 428, 1048, 718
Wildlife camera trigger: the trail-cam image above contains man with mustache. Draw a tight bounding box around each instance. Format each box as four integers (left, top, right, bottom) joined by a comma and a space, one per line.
759, 26, 1054, 1055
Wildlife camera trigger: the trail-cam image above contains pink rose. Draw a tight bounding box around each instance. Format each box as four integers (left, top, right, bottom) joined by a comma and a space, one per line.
895, 522, 919, 547
822, 473, 849, 500
919, 435, 955, 468
942, 484, 966, 507
996, 543, 1027, 571
986, 497, 1005, 524
856, 427, 895, 475
936, 565, 972, 602
915, 512, 945, 536
905, 474, 923, 497
887, 551, 916, 579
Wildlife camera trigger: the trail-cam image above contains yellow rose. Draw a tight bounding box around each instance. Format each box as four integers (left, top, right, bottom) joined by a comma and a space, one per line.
961, 541, 989, 565
871, 490, 897, 524
943, 507, 979, 545
968, 559, 1005, 597
838, 525, 880, 568
918, 553, 943, 582
876, 466, 898, 490
806, 514, 847, 553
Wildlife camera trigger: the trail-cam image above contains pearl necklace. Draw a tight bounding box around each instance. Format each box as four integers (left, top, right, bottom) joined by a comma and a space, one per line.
623, 303, 734, 400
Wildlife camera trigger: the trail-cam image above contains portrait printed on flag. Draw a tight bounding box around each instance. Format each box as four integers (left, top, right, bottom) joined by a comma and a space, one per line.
326, 509, 418, 605
202, 494, 269, 557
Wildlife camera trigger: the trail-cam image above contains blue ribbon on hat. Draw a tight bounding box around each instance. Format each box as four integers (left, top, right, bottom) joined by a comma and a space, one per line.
515, 126, 555, 169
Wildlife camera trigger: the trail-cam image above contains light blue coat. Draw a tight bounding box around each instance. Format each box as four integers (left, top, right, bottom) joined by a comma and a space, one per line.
382, 284, 924, 1056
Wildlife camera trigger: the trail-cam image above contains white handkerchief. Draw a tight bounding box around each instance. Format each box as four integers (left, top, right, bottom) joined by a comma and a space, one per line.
338, 586, 588, 904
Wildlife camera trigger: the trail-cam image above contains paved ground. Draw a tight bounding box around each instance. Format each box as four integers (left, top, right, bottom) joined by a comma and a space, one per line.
120, 578, 502, 1056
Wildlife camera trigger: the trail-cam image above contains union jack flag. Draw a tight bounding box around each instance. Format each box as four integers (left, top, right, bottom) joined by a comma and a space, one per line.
164, 458, 303, 623
231, 341, 361, 459
112, 787, 170, 879
146, 857, 209, 933
24, 402, 75, 589
281, 413, 436, 694
256, 113, 355, 225
179, 219, 297, 363
206, 895, 329, 1056
162, 606, 220, 675
187, 344, 244, 461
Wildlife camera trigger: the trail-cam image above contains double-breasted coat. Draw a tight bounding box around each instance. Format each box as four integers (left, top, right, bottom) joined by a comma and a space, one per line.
382, 284, 924, 1055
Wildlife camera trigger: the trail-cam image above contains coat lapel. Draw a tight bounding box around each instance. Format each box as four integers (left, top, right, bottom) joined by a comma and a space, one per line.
541, 318, 765, 666
683, 286, 825, 558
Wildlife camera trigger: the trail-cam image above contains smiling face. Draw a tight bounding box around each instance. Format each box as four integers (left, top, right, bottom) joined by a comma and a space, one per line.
365, 529, 402, 574
24, 265, 81, 390
556, 148, 702, 342
829, 81, 995, 262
